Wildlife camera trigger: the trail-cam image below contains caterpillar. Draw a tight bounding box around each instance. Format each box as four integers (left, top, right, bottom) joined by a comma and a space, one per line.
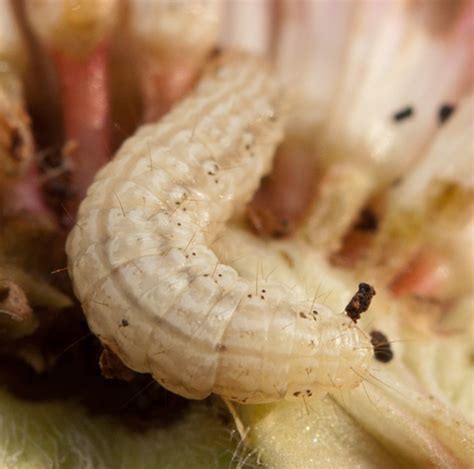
66, 53, 373, 404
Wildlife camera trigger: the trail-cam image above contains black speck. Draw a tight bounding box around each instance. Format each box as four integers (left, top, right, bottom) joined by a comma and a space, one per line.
218, 274, 222, 277
370, 330, 394, 363
293, 391, 301, 397
260, 295, 265, 300
438, 104, 456, 125
392, 106, 414, 122
262, 289, 266, 293
192, 252, 196, 256
247, 294, 252, 298
299, 312, 307, 319
121, 319, 129, 327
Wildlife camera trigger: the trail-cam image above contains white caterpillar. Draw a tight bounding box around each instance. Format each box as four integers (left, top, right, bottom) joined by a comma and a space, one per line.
66, 54, 372, 404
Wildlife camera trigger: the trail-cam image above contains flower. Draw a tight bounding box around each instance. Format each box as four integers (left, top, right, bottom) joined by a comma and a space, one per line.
224, 1, 473, 466
0, 0, 472, 467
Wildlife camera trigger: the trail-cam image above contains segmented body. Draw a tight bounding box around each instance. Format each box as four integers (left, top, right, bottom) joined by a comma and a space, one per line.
66, 54, 372, 404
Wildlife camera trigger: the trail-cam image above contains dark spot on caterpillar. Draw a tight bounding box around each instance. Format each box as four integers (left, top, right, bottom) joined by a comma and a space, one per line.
293, 391, 301, 397
121, 319, 129, 327
247, 294, 252, 298
392, 106, 414, 122
438, 104, 456, 125
370, 330, 394, 363
215, 343, 226, 352
299, 312, 307, 319
345, 283, 376, 323
260, 295, 265, 300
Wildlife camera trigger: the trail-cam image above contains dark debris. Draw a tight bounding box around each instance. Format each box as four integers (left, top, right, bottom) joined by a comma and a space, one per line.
345, 283, 376, 323
370, 330, 394, 363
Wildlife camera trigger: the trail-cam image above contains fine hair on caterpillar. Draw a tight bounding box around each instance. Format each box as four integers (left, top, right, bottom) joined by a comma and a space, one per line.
67, 52, 377, 404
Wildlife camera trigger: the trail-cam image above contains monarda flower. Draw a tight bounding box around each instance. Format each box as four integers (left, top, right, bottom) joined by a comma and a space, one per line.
0, 1, 472, 468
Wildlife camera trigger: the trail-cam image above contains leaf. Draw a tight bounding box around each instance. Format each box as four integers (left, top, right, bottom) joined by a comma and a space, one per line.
0, 388, 241, 469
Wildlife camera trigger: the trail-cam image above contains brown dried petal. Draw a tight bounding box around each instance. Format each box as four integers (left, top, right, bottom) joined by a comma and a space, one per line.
246, 137, 317, 238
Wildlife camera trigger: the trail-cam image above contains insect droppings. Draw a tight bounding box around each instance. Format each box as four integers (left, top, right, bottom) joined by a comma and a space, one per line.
369, 330, 394, 363
345, 283, 376, 323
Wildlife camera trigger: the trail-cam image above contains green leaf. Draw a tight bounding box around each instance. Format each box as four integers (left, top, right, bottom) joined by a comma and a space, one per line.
0, 388, 239, 469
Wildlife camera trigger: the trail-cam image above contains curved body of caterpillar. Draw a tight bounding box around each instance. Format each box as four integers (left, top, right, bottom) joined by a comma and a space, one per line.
66, 54, 372, 404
